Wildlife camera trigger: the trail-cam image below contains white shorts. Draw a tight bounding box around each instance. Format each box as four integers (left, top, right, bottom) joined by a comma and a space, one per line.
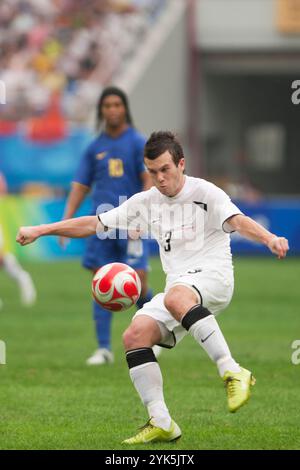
133, 268, 234, 348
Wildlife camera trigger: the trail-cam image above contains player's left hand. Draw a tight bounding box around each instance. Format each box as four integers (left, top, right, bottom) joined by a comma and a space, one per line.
267, 236, 289, 259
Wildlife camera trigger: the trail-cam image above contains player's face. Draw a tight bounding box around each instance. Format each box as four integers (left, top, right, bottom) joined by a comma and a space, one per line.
145, 151, 185, 197
101, 95, 127, 129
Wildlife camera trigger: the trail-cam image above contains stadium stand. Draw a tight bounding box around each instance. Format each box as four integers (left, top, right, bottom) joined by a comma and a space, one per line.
0, 0, 167, 194
0, 0, 167, 129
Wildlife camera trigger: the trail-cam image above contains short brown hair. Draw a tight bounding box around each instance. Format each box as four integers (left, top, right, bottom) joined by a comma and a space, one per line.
144, 131, 184, 166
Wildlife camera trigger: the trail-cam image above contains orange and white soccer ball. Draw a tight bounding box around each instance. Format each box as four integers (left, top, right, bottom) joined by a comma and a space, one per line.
92, 262, 141, 311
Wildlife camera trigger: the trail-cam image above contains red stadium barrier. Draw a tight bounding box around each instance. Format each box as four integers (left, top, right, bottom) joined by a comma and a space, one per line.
26, 93, 67, 142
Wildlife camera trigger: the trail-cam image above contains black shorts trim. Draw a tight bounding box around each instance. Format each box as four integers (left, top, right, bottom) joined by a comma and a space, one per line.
192, 285, 203, 305
157, 331, 177, 349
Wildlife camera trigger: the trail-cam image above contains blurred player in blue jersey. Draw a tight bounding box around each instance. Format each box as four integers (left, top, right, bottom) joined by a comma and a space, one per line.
60, 86, 157, 365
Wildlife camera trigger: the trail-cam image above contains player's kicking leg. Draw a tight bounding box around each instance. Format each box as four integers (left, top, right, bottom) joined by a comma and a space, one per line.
165, 285, 255, 413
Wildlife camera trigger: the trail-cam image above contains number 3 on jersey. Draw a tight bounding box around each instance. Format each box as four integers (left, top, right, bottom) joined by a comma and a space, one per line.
109, 159, 124, 177
164, 231, 172, 252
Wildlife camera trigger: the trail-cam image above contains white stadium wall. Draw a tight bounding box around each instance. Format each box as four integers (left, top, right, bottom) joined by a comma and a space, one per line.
116, 0, 188, 140
196, 0, 300, 51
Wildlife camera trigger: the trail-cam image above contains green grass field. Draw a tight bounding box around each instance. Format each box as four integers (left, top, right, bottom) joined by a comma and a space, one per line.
0, 257, 299, 450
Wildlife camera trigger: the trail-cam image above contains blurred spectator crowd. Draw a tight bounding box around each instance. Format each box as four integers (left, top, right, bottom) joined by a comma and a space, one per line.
0, 0, 166, 127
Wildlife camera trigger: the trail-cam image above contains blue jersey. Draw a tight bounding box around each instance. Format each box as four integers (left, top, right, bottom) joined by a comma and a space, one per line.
74, 127, 146, 212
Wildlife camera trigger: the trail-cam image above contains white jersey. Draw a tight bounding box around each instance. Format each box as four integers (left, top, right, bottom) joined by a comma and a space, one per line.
99, 176, 242, 285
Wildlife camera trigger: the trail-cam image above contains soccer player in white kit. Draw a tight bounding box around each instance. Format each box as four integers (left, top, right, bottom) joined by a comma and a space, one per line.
16, 132, 289, 444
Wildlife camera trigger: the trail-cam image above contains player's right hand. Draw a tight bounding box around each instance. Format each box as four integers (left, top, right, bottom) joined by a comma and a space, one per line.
16, 226, 40, 246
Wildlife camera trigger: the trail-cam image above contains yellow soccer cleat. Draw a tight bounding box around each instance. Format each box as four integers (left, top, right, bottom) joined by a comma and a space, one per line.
122, 419, 181, 444
223, 367, 256, 413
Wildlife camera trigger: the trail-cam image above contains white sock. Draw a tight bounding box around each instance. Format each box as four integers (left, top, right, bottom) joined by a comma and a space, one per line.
3, 253, 26, 283
129, 362, 172, 431
189, 315, 241, 377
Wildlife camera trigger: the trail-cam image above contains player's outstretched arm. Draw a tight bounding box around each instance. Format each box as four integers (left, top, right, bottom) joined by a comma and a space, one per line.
226, 214, 289, 259
16, 216, 101, 246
